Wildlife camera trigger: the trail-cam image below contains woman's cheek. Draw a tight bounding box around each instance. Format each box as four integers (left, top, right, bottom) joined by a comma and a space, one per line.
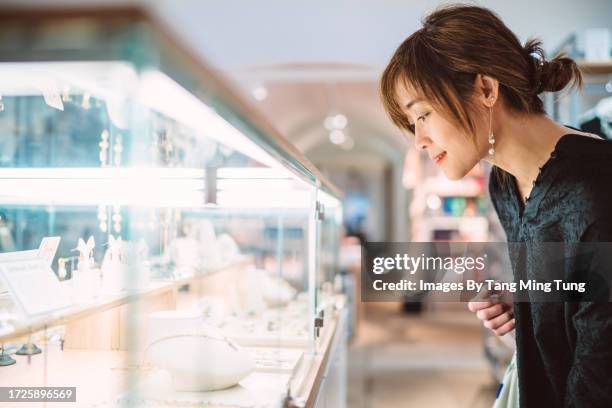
427, 114, 451, 140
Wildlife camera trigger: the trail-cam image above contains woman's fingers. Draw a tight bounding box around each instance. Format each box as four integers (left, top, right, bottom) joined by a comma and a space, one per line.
492, 318, 515, 336
483, 310, 514, 330
476, 303, 505, 321
467, 300, 493, 312
468, 299, 515, 336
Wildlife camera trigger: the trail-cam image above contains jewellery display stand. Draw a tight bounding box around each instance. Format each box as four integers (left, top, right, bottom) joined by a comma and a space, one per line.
0, 6, 346, 407
0, 343, 15, 366
15, 341, 42, 356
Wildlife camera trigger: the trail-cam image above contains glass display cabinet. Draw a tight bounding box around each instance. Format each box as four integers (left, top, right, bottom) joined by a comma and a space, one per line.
0, 7, 345, 408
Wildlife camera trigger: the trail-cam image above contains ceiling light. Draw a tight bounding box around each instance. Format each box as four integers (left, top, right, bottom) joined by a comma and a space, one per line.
324, 112, 348, 130
329, 129, 346, 145
332, 113, 347, 129
252, 85, 268, 101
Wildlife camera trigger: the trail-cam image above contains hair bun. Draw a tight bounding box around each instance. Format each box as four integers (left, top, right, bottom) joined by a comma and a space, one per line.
523, 38, 582, 94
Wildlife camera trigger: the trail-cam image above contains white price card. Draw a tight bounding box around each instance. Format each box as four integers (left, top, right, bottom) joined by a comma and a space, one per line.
0, 258, 71, 316
38, 236, 60, 267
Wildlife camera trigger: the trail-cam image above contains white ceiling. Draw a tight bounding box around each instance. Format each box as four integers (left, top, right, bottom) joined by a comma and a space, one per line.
149, 0, 612, 69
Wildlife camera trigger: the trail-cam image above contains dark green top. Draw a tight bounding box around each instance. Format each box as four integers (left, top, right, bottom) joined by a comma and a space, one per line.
489, 133, 612, 407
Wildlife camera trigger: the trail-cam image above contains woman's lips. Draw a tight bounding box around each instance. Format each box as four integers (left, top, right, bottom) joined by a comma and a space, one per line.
432, 151, 446, 164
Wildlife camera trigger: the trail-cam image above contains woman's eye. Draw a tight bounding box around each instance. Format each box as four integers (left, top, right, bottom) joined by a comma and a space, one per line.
407, 112, 429, 133
417, 112, 430, 122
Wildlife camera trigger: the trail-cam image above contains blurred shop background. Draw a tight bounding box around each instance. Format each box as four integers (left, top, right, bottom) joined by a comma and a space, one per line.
3, 0, 612, 407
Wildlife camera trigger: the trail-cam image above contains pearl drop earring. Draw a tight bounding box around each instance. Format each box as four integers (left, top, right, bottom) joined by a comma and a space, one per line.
487, 107, 495, 156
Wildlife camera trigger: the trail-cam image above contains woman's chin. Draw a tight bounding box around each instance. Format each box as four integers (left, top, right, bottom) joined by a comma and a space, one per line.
441, 165, 470, 181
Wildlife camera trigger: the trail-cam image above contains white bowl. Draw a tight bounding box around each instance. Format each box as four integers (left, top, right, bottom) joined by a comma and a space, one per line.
147, 326, 254, 391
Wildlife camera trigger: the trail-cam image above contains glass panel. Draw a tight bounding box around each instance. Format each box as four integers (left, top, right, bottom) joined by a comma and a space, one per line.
0, 14, 341, 408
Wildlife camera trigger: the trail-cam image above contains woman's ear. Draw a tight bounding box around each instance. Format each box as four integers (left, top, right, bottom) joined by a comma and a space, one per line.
475, 74, 499, 108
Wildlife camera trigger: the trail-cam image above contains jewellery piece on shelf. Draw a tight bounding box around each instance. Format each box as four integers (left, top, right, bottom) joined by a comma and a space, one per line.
113, 134, 123, 166
161, 130, 174, 163
106, 235, 123, 263
197, 296, 229, 321
97, 205, 108, 233
101, 235, 125, 292
57, 258, 67, 280
15, 339, 42, 356
0, 343, 15, 366
81, 92, 91, 109
253, 268, 297, 307
73, 236, 95, 273
160, 208, 174, 255
99, 130, 109, 167
61, 85, 70, 102
112, 205, 121, 234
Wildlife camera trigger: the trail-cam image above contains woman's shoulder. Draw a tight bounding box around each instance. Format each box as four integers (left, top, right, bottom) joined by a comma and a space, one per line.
556, 134, 612, 189
555, 132, 612, 159
553, 136, 612, 236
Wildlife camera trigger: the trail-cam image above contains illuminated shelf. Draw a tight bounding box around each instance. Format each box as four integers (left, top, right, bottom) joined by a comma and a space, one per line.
0, 258, 252, 344
0, 167, 313, 209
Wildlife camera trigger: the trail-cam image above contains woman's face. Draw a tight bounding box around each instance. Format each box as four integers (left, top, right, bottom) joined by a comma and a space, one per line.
394, 80, 487, 180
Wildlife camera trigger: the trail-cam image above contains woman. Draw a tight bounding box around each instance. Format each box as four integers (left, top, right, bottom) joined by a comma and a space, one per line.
380, 4, 612, 407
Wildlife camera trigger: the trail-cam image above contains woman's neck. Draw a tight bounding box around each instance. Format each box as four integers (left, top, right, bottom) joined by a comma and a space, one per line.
484, 112, 575, 200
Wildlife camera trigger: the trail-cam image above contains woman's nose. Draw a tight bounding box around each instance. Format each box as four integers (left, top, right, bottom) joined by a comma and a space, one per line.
414, 129, 429, 151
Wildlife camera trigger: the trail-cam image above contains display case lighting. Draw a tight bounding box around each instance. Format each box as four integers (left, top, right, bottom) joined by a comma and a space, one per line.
0, 167, 204, 180
0, 62, 303, 183
0, 167, 317, 209
139, 70, 294, 176
217, 167, 293, 179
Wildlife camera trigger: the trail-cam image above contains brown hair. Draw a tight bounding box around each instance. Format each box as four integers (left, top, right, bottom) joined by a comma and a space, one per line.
380, 4, 583, 139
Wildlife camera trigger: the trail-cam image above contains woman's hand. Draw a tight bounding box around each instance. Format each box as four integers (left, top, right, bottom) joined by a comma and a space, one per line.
468, 299, 515, 336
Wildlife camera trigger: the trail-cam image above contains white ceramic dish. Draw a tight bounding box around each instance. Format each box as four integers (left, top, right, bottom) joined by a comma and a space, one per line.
146, 311, 254, 391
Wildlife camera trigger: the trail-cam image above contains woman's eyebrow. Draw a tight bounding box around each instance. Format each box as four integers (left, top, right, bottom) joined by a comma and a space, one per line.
405, 99, 422, 110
